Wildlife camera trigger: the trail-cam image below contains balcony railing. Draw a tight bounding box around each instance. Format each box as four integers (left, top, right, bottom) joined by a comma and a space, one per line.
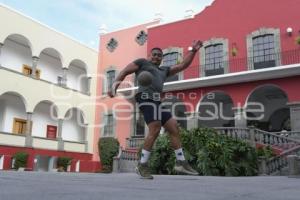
126, 136, 145, 149
118, 48, 300, 89
0, 132, 87, 153
0, 65, 90, 96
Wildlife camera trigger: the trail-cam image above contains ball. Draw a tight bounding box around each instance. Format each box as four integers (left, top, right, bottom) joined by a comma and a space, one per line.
137, 71, 153, 86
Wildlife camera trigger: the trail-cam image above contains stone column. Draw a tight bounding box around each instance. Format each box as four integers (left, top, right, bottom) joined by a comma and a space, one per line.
233, 107, 247, 128
57, 119, 64, 151
83, 124, 89, 153
287, 102, 300, 131
185, 111, 199, 130
248, 126, 256, 148
25, 112, 33, 147
287, 155, 300, 176
0, 43, 3, 66
31, 56, 39, 78
62, 68, 68, 87
86, 76, 92, 95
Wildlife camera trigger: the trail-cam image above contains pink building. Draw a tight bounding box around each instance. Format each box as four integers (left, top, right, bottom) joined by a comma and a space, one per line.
143, 0, 300, 133
97, 0, 300, 173
94, 21, 159, 160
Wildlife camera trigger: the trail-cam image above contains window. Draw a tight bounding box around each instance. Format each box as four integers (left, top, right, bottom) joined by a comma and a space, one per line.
103, 113, 114, 136
106, 38, 118, 52
135, 30, 147, 46
200, 38, 228, 77
163, 52, 180, 82
57, 76, 63, 85
252, 34, 276, 69
22, 64, 41, 79
204, 44, 224, 76
106, 70, 116, 93
46, 125, 57, 139
135, 111, 145, 136
247, 28, 281, 70
12, 118, 28, 134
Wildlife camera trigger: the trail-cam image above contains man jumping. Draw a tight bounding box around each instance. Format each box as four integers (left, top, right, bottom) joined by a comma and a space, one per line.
108, 40, 203, 179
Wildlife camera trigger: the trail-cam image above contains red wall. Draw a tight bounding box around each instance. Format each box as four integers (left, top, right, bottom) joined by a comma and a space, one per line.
0, 145, 100, 172
167, 75, 300, 112
148, 0, 300, 77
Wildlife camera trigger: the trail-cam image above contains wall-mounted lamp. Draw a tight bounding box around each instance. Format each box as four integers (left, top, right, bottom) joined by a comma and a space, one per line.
231, 43, 238, 57
286, 27, 293, 36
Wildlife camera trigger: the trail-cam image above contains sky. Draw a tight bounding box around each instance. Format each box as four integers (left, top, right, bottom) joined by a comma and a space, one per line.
0, 0, 214, 50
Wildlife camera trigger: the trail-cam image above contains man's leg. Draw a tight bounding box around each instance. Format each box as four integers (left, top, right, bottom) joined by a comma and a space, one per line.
143, 121, 161, 150
136, 121, 161, 179
162, 118, 181, 150
139, 121, 161, 165
163, 118, 199, 175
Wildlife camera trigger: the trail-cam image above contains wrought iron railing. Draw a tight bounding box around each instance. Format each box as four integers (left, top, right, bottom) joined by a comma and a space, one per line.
120, 127, 300, 174
126, 136, 145, 149
263, 145, 300, 175
254, 129, 300, 150
118, 48, 300, 89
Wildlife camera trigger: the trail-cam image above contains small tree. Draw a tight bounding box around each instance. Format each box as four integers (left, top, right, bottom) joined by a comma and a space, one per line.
57, 157, 72, 172
13, 152, 29, 170
98, 137, 119, 172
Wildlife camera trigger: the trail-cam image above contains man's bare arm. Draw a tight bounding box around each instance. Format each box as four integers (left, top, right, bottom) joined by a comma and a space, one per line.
168, 40, 203, 76
107, 62, 139, 97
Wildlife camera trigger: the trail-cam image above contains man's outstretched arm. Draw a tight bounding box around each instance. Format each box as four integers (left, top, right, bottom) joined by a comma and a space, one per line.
107, 62, 139, 98
168, 40, 203, 76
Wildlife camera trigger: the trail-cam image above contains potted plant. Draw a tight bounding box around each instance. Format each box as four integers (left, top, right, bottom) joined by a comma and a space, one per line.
56, 157, 72, 172
13, 152, 28, 170
296, 36, 300, 45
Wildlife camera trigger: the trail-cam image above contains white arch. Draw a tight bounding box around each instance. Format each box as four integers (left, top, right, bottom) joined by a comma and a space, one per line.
33, 100, 59, 118
65, 57, 91, 75
0, 91, 28, 112
68, 59, 87, 72
62, 107, 87, 142
63, 107, 87, 125
244, 84, 289, 107
2, 34, 33, 72
196, 90, 234, 111
38, 47, 64, 67
2, 33, 33, 53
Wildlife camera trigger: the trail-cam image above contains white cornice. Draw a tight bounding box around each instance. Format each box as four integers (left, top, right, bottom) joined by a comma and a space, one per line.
117, 63, 300, 95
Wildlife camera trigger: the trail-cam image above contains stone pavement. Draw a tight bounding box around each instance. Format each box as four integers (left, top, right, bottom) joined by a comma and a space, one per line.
0, 171, 299, 200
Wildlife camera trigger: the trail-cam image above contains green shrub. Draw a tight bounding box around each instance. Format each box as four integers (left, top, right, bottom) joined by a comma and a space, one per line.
98, 137, 119, 173
256, 145, 275, 159
148, 128, 259, 176
13, 152, 28, 170
147, 134, 176, 175
57, 157, 72, 171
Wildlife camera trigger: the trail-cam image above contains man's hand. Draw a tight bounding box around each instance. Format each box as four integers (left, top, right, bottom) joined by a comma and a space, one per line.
107, 90, 115, 98
191, 40, 203, 52
107, 83, 116, 98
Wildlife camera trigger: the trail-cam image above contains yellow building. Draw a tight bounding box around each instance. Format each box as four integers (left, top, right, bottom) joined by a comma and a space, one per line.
0, 4, 99, 172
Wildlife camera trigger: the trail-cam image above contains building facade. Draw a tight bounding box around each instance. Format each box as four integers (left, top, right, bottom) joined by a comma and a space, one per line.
0, 5, 100, 172
144, 0, 300, 133
95, 21, 159, 152
103, 0, 300, 149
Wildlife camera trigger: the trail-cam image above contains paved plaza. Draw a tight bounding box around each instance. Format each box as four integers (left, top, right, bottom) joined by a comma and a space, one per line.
0, 171, 299, 200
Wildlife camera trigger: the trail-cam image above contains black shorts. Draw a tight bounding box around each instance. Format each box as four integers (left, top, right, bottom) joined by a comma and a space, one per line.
136, 96, 172, 125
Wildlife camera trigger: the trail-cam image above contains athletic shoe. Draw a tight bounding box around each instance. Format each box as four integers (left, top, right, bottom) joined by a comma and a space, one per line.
174, 160, 199, 175
135, 162, 154, 179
